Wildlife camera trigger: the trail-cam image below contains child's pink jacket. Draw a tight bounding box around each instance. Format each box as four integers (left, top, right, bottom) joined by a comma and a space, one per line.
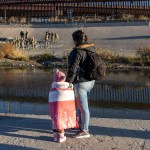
48, 82, 78, 130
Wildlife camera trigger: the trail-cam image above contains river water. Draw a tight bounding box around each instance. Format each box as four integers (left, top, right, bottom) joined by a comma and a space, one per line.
0, 67, 150, 114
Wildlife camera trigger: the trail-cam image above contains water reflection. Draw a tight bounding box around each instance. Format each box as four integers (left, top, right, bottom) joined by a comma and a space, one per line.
104, 70, 150, 84
0, 68, 54, 89
0, 68, 150, 89
0, 68, 150, 114
1, 99, 149, 115
1, 68, 150, 99
0, 100, 48, 115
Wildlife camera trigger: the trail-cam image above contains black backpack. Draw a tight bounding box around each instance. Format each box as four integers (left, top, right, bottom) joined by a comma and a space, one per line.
85, 50, 106, 80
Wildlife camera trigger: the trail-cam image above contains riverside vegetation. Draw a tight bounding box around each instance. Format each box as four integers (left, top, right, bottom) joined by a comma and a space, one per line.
0, 43, 150, 71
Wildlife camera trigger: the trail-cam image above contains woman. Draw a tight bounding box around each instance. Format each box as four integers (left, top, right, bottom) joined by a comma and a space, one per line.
66, 29, 96, 138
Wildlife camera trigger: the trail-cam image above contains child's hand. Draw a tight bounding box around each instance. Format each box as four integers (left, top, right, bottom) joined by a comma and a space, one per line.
68, 83, 73, 89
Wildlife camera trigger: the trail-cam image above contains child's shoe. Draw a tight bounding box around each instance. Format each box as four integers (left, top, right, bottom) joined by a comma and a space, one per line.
53, 132, 59, 142
58, 132, 66, 143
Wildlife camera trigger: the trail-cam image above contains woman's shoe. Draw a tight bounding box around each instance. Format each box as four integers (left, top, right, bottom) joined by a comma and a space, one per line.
72, 130, 90, 138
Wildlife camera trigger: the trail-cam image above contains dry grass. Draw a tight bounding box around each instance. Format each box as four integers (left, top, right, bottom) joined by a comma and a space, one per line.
0, 43, 29, 61
96, 48, 114, 61
1, 43, 150, 67
136, 47, 150, 65
137, 47, 150, 56
30, 53, 55, 63
96, 46, 150, 66
97, 48, 136, 65
137, 15, 149, 21
0, 43, 13, 57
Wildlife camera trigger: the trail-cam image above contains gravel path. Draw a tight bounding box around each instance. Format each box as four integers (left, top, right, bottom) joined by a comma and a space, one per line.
0, 108, 150, 150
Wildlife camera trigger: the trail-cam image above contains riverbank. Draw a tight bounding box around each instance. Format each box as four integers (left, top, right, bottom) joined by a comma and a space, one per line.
0, 107, 150, 150
0, 47, 68, 68
1, 54, 150, 72
0, 58, 41, 68
0, 43, 150, 71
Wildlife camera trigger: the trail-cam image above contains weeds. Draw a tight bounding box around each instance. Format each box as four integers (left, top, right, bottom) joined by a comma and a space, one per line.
97, 47, 150, 67
96, 48, 135, 64
136, 47, 150, 66
1, 43, 150, 68
30, 53, 55, 63
0, 43, 29, 61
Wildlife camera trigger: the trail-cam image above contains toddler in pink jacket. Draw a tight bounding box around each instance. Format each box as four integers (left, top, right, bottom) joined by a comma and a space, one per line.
48, 69, 78, 143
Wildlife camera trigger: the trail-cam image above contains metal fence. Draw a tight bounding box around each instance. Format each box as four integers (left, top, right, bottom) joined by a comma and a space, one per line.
90, 84, 150, 104
0, 82, 150, 104
0, 0, 150, 23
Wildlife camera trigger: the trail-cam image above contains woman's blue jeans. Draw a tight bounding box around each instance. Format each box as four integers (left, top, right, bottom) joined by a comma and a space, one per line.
74, 80, 95, 132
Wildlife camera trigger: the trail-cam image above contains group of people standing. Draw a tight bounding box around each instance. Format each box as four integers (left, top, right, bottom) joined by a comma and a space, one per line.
11, 30, 60, 50
13, 30, 36, 49
48, 29, 103, 143
45, 31, 59, 48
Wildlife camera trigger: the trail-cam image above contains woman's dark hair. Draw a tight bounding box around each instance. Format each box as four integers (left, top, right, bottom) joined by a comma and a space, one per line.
72, 30, 88, 45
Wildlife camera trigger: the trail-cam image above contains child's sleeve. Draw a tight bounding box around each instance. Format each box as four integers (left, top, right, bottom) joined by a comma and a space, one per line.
67, 83, 74, 89
51, 82, 56, 89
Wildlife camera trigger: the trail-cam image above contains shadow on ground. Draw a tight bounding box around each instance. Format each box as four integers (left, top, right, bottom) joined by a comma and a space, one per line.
103, 36, 150, 40
90, 108, 150, 120
0, 111, 150, 143
90, 125, 150, 139
0, 144, 39, 150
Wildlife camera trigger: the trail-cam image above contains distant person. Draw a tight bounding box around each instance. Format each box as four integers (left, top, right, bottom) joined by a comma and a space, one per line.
26, 38, 30, 49
15, 37, 19, 48
45, 30, 50, 41
25, 30, 28, 40
48, 69, 78, 143
20, 39, 24, 49
20, 30, 24, 40
31, 37, 36, 49
54, 33, 59, 43
66, 29, 96, 138
51, 31, 54, 43
46, 30, 49, 36
45, 33, 49, 48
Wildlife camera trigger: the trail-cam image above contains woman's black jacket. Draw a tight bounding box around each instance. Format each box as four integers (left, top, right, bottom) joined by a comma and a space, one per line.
66, 43, 96, 84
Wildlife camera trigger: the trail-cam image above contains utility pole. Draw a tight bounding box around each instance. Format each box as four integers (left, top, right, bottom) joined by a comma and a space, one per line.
4, 5, 7, 23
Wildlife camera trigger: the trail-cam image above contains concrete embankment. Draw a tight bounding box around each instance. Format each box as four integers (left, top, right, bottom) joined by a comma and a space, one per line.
0, 21, 150, 56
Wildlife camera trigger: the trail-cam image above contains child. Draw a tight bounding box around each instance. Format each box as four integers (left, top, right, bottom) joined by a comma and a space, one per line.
48, 69, 78, 143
